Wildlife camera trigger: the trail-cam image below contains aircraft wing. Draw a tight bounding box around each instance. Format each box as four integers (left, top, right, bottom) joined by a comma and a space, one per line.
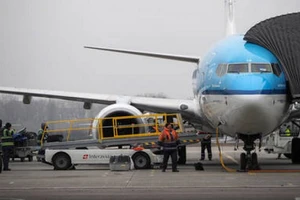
0, 86, 199, 121
0, 86, 117, 105
0, 47, 205, 127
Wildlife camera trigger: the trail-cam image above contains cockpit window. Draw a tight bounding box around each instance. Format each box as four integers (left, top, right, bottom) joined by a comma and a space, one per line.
271, 63, 282, 76
251, 63, 272, 73
227, 64, 248, 73
216, 64, 227, 77
221, 63, 280, 75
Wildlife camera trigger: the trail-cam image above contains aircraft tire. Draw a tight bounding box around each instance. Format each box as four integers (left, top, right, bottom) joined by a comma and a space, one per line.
292, 138, 300, 164
52, 152, 72, 170
240, 153, 246, 170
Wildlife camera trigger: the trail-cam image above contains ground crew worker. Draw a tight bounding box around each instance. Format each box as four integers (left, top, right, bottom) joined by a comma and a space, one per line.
277, 125, 292, 159
148, 118, 159, 133
285, 125, 291, 136
199, 131, 212, 161
158, 122, 180, 172
1, 123, 15, 171
37, 123, 48, 146
0, 119, 3, 137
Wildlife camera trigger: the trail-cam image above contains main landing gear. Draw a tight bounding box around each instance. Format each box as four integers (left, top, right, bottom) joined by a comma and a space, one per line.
238, 133, 261, 171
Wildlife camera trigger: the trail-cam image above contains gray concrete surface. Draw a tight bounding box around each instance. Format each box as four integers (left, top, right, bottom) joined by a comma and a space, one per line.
0, 144, 300, 200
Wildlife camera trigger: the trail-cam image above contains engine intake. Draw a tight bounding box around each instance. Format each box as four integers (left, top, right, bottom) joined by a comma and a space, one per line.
92, 104, 146, 139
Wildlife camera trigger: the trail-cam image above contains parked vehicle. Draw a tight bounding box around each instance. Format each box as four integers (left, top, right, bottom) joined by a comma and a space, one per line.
12, 128, 39, 162
44, 146, 163, 170
264, 122, 300, 159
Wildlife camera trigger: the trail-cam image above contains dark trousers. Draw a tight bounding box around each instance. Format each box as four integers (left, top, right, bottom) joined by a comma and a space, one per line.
162, 149, 178, 170
2, 146, 13, 170
201, 142, 212, 160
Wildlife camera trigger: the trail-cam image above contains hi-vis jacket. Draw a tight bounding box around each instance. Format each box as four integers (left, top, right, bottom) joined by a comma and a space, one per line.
1, 129, 14, 147
159, 128, 179, 150
285, 128, 291, 136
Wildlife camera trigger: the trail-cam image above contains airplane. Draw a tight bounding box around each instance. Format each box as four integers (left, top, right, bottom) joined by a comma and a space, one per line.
0, 0, 300, 170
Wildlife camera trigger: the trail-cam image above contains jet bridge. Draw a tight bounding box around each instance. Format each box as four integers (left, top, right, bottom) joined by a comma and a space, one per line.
244, 12, 300, 101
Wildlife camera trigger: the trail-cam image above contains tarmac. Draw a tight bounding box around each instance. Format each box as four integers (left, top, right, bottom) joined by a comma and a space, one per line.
0, 142, 300, 200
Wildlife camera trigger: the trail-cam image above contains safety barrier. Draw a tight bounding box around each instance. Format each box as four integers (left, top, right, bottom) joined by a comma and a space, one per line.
40, 113, 184, 145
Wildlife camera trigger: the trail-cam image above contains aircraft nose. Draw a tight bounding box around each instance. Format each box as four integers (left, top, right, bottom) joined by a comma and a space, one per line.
222, 94, 288, 135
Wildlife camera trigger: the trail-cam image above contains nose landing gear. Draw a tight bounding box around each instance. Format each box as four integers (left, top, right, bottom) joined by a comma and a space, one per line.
238, 133, 261, 171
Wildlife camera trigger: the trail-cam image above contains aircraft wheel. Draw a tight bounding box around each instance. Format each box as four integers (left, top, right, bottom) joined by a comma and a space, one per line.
292, 138, 300, 164
52, 153, 72, 170
240, 153, 246, 170
20, 157, 25, 162
132, 152, 150, 169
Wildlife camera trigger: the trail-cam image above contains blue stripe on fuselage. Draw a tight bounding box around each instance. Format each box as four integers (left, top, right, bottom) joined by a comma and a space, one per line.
202, 89, 286, 95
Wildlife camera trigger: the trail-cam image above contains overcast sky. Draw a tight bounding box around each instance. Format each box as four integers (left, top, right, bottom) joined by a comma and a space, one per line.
0, 0, 299, 99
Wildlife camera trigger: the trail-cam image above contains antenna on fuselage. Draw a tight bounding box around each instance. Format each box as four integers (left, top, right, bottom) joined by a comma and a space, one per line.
225, 0, 236, 36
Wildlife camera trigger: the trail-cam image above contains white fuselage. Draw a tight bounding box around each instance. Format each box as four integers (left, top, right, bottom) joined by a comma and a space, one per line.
199, 94, 290, 137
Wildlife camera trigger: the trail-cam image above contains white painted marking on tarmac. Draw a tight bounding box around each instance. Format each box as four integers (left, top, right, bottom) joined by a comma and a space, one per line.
9, 181, 14, 185
295, 197, 300, 200
102, 172, 109, 177
150, 170, 155, 176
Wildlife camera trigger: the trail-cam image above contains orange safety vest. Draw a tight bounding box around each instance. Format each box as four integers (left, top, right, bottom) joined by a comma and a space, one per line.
159, 128, 179, 150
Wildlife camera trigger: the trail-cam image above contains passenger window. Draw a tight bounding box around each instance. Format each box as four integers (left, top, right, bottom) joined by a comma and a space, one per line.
227, 64, 248, 73
271, 63, 282, 76
251, 64, 272, 73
